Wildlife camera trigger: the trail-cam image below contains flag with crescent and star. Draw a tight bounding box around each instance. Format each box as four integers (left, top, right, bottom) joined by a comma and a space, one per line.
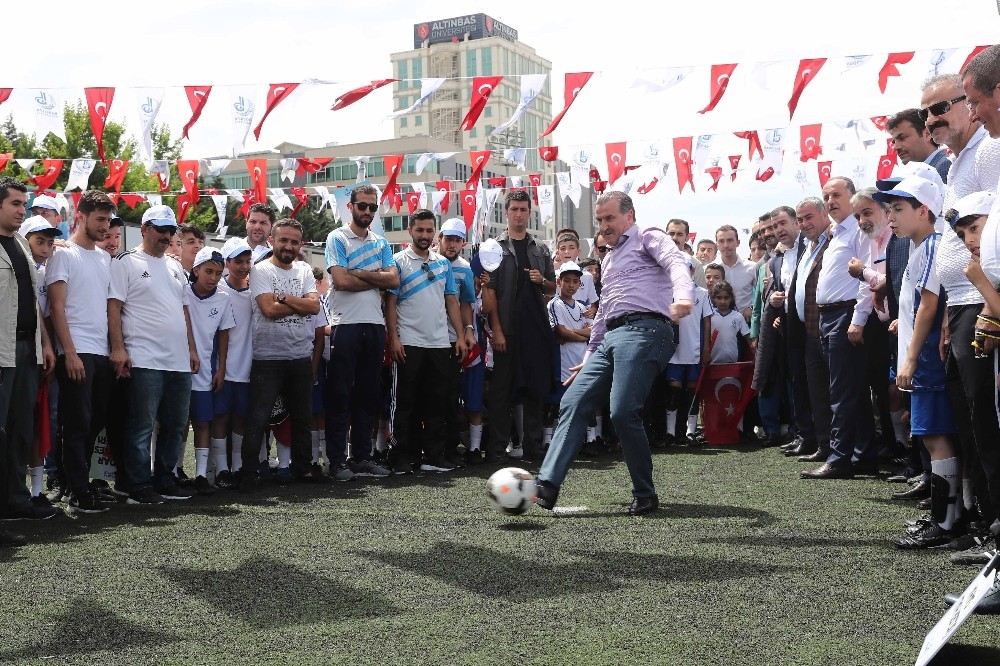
697, 361, 756, 445
84, 87, 115, 162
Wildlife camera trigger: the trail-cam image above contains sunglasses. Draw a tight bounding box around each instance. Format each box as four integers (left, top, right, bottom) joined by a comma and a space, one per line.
596, 246, 608, 254
152, 225, 177, 236
353, 202, 379, 213
421, 262, 437, 282
918, 95, 966, 122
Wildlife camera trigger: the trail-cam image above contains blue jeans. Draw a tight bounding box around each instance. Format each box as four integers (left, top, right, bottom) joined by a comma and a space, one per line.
757, 389, 782, 438
539, 318, 673, 498
122, 368, 191, 491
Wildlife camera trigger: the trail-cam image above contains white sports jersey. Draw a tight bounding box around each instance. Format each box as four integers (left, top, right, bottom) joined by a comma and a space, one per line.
710, 309, 749, 364
670, 285, 713, 365
218, 278, 253, 383
45, 241, 112, 356
187, 285, 236, 391
547, 296, 588, 382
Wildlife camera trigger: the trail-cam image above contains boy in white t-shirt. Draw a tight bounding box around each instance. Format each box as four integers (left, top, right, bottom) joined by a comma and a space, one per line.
553, 230, 600, 316
546, 262, 592, 445
187, 247, 236, 495
665, 259, 713, 445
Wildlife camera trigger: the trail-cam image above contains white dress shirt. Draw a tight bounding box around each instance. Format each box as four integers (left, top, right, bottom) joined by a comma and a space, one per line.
815, 214, 873, 327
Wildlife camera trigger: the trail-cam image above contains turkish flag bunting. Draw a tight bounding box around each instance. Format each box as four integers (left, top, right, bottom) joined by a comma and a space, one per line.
435, 180, 451, 214
706, 166, 723, 191
698, 63, 738, 114
605, 142, 627, 185
156, 171, 170, 193
245, 159, 268, 205
539, 146, 559, 162
728, 155, 742, 181
385, 184, 402, 213
818, 161, 833, 187
295, 157, 333, 179
177, 191, 198, 225
177, 159, 200, 195
103, 159, 128, 193
380, 155, 404, 204
878, 52, 914, 93
404, 190, 421, 215
331, 79, 397, 111
871, 116, 889, 132
182, 86, 213, 139
757, 166, 776, 182
696, 362, 756, 445
0, 152, 11, 173
962, 46, 992, 74
734, 131, 763, 160
460, 187, 478, 231
884, 138, 898, 164
787, 58, 826, 119
118, 193, 146, 210
239, 188, 257, 219
460, 76, 503, 131
487, 176, 506, 188
30, 159, 63, 191
528, 172, 542, 204
636, 177, 659, 195
253, 83, 299, 140
465, 150, 491, 191
592, 180, 607, 194
799, 124, 822, 161
672, 137, 695, 194
0, 89, 11, 106
84, 87, 115, 161
290, 186, 309, 219
542, 72, 593, 137
876, 151, 897, 181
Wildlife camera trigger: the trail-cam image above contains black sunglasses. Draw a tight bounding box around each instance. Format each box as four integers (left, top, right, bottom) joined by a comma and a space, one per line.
596, 246, 608, 254
421, 262, 437, 281
353, 202, 378, 213
152, 225, 178, 236
918, 95, 966, 122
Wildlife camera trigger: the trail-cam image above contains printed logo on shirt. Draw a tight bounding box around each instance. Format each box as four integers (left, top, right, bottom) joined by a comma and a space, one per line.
209, 307, 219, 318
140, 270, 151, 278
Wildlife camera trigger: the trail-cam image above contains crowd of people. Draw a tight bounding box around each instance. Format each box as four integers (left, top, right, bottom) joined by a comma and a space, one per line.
2, 45, 1000, 613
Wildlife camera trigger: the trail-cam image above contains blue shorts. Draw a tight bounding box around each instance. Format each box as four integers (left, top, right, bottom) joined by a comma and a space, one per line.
910, 390, 956, 436
214, 381, 249, 418
460, 363, 485, 413
665, 363, 700, 384
190, 390, 215, 423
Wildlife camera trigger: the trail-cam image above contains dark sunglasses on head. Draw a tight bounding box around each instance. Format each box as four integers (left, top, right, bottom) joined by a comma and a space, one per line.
918, 95, 966, 122
421, 262, 437, 281
353, 202, 379, 213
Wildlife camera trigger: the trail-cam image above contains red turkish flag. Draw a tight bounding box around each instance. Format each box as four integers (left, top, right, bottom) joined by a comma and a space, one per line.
878, 52, 914, 93
605, 142, 627, 185
103, 159, 128, 194
0, 89, 11, 106
0, 152, 11, 173
962, 46, 992, 75
119, 193, 146, 209
405, 190, 422, 215
239, 188, 256, 220
487, 176, 507, 188
331, 79, 397, 111
460, 76, 503, 131
697, 362, 756, 445
698, 63, 738, 114
177, 191, 198, 225
799, 124, 822, 161
290, 186, 309, 219
818, 161, 833, 187
734, 131, 763, 160
460, 187, 478, 231
30, 159, 63, 191
295, 157, 334, 179
464, 150, 491, 191
177, 160, 200, 196
672, 137, 695, 194
182, 85, 213, 139
528, 172, 542, 204
539, 146, 559, 162
380, 155, 404, 204
728, 155, 742, 182
246, 159, 268, 205
787, 58, 826, 119
871, 116, 889, 132
253, 83, 299, 140
435, 180, 451, 214
388, 185, 403, 213
84, 87, 115, 161
756, 166, 775, 182
592, 180, 607, 194
706, 166, 723, 192
884, 138, 898, 165
876, 152, 897, 180
543, 72, 593, 137
636, 177, 659, 195
156, 170, 170, 193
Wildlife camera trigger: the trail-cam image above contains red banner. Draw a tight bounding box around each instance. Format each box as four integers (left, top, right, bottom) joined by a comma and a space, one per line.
542, 72, 593, 137
672, 137, 694, 194
84, 87, 115, 161
787, 58, 826, 119
696, 362, 756, 445
182, 85, 212, 139
698, 63, 738, 114
460, 76, 503, 131
253, 83, 299, 139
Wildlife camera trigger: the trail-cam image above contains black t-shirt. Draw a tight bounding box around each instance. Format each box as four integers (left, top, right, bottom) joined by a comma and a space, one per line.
511, 237, 530, 290
0, 234, 37, 337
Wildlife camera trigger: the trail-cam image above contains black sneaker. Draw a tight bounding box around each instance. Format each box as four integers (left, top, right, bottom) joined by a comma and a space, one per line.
214, 470, 236, 490
2, 502, 59, 520
194, 476, 216, 496
535, 480, 559, 510
126, 487, 165, 505
950, 535, 997, 566
68, 492, 109, 514
45, 485, 66, 504
30, 494, 53, 508
154, 480, 194, 501
895, 522, 958, 549
464, 449, 483, 465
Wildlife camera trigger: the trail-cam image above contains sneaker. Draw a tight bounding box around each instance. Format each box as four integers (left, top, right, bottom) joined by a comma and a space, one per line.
174, 467, 193, 487
950, 536, 998, 566
895, 522, 958, 549
274, 467, 293, 485
419, 460, 455, 473
349, 459, 391, 478
390, 458, 412, 476
30, 494, 53, 508
194, 475, 216, 496
506, 443, 523, 459
155, 480, 194, 501
45, 485, 66, 504
1, 502, 59, 520
464, 449, 483, 465
126, 487, 165, 505
257, 460, 275, 480
68, 492, 109, 514
331, 463, 355, 482
214, 470, 236, 490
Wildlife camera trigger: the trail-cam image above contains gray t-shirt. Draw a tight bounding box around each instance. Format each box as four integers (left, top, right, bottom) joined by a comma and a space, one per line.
249, 260, 317, 360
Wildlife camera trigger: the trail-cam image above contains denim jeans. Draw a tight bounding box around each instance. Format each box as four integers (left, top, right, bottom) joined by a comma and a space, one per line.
122, 368, 191, 491
539, 318, 673, 498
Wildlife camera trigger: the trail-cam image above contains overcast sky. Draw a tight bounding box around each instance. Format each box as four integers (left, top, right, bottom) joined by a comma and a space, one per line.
8, 0, 1000, 237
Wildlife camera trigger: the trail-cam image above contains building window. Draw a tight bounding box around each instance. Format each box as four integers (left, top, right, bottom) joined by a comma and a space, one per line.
400, 117, 408, 128
415, 115, 423, 127
466, 49, 477, 77
412, 57, 423, 81
481, 47, 492, 75
484, 107, 492, 118
396, 60, 408, 89
470, 128, 477, 138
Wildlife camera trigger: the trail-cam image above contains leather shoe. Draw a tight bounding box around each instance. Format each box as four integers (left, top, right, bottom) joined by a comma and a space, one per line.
945, 579, 1000, 614
801, 463, 853, 479
534, 480, 559, 510
0, 529, 26, 548
628, 494, 659, 516
917, 497, 932, 510
798, 449, 828, 463
893, 478, 930, 500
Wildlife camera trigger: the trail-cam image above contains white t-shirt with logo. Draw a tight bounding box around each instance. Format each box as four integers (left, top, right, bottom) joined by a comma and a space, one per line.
35, 263, 48, 317
670, 285, 713, 365
108, 249, 190, 372
547, 296, 588, 382
45, 241, 112, 356
710, 309, 749, 364
249, 259, 318, 361
187, 285, 237, 391
218, 278, 253, 383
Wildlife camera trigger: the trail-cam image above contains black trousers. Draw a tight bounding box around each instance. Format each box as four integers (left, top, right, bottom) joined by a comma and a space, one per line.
786, 330, 815, 442
57, 353, 112, 497
864, 315, 894, 452
488, 337, 544, 457
0, 341, 38, 512
804, 334, 831, 452
391, 346, 451, 465
820, 304, 874, 466
242, 358, 313, 475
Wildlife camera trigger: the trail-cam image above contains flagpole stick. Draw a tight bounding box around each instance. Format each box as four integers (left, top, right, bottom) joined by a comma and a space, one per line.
691, 329, 719, 399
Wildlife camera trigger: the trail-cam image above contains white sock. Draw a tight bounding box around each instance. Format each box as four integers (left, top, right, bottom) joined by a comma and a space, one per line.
195, 448, 209, 478
963, 477, 976, 511
514, 404, 524, 444
317, 431, 326, 463
666, 410, 677, 436
543, 427, 554, 446
231, 433, 243, 472
29, 466, 43, 497
687, 413, 698, 435
931, 457, 961, 530
890, 410, 908, 444
311, 430, 321, 463
375, 427, 387, 453
469, 424, 483, 451
210, 438, 229, 473
277, 443, 291, 469
595, 415, 603, 437
586, 426, 596, 443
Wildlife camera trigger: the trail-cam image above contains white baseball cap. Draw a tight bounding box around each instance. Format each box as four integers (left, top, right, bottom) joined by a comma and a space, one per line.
192, 246, 224, 269
19, 215, 62, 237
30, 194, 60, 212
141, 204, 177, 228
220, 236, 252, 260
556, 261, 583, 278
873, 175, 944, 217
875, 161, 945, 193
946, 191, 996, 227
440, 218, 467, 239
478, 238, 504, 272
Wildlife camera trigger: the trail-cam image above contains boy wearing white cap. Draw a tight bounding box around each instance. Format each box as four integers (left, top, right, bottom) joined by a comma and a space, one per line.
29, 194, 66, 237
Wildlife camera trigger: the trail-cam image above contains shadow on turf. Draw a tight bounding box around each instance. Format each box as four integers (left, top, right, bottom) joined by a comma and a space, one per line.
550, 501, 777, 527
931, 643, 1000, 664
0, 598, 180, 660
160, 555, 399, 628
698, 534, 890, 548
360, 541, 790, 599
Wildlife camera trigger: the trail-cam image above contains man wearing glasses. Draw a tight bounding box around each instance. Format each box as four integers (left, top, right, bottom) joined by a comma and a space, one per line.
108, 205, 200, 504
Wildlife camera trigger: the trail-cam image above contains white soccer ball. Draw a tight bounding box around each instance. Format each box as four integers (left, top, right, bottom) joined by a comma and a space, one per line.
486, 467, 536, 515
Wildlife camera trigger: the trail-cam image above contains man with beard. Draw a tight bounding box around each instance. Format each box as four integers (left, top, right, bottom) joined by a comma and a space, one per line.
887, 109, 952, 181
238, 219, 320, 489
696, 239, 717, 265
324, 184, 397, 480
245, 203, 275, 264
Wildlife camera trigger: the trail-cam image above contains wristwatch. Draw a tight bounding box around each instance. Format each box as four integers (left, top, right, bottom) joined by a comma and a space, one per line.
277, 294, 287, 304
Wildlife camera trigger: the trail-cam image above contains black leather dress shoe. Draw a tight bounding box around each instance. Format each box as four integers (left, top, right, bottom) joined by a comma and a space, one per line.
628, 495, 659, 516
534, 480, 559, 510
798, 449, 828, 463
801, 463, 853, 479
945, 579, 1000, 614
893, 478, 931, 500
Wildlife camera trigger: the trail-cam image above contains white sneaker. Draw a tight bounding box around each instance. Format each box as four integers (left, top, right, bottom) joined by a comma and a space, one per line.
419, 461, 455, 473
506, 443, 524, 459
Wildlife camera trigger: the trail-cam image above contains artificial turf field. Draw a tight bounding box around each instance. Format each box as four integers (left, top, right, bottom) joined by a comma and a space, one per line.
1, 443, 998, 666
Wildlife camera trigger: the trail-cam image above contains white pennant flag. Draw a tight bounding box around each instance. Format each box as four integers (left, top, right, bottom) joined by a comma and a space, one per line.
133, 88, 164, 169
928, 49, 958, 77
229, 88, 257, 157
415, 151, 457, 176
269, 188, 293, 211
630, 67, 692, 93
146, 194, 162, 207
211, 194, 228, 228
390, 77, 446, 118
537, 185, 556, 227
15, 159, 36, 173
279, 158, 297, 183
491, 73, 547, 136
313, 185, 331, 213
31, 89, 66, 143
415, 183, 429, 210
509, 175, 523, 189
570, 165, 591, 191
430, 188, 447, 215
203, 159, 232, 177
224, 188, 244, 203
503, 148, 527, 171
54, 193, 70, 213
841, 55, 872, 74
352, 157, 370, 182
151, 160, 170, 190
65, 159, 97, 192
693, 134, 715, 170
555, 171, 581, 207
756, 128, 787, 179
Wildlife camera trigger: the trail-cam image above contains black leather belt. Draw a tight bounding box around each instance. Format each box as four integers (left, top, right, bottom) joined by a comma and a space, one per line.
817, 299, 857, 312
607, 311, 667, 331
